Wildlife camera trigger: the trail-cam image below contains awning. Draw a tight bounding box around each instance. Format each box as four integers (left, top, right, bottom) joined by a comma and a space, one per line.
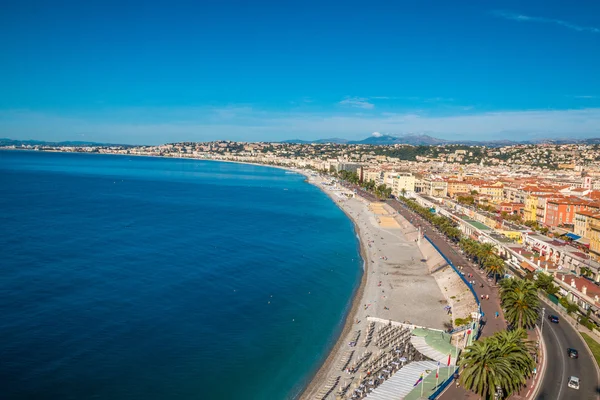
576, 237, 590, 246
565, 232, 581, 240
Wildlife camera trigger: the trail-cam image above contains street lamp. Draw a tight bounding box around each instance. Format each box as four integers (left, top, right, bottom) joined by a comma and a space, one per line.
540, 307, 546, 337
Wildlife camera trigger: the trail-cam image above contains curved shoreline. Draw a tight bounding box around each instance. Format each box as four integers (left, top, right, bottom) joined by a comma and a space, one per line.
295, 194, 370, 399
5, 151, 398, 398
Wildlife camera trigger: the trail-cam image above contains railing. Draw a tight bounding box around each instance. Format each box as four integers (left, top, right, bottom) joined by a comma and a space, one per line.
428, 374, 454, 399
448, 324, 470, 334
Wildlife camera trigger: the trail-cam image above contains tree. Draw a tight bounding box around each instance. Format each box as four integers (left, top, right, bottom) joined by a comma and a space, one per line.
476, 243, 496, 268
580, 266, 593, 278
457, 195, 475, 205
558, 297, 580, 315
400, 187, 407, 198
500, 280, 540, 329
485, 256, 506, 283
459, 328, 534, 399
534, 272, 558, 296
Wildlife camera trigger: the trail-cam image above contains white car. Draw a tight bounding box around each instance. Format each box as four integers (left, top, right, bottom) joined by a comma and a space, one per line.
568, 376, 580, 390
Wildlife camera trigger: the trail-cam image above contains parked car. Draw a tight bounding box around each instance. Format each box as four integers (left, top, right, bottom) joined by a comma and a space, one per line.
567, 376, 580, 390
568, 348, 579, 359
548, 315, 559, 323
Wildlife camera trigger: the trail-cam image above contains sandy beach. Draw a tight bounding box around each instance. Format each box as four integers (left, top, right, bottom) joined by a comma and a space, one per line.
298, 174, 475, 400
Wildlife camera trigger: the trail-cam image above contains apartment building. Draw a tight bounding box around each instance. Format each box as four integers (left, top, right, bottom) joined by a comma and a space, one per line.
589, 215, 600, 260
415, 178, 448, 198
478, 184, 504, 204
384, 172, 416, 197
446, 180, 470, 198
574, 210, 598, 240
544, 197, 593, 228
363, 169, 384, 185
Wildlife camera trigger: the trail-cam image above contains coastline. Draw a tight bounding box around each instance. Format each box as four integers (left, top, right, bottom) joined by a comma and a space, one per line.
5, 149, 451, 399
296, 179, 371, 400
5, 149, 368, 399
296, 175, 452, 399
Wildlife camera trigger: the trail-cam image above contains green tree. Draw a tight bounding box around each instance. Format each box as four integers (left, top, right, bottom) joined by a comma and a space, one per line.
485, 256, 506, 283
580, 266, 593, 278
459, 328, 534, 399
500, 280, 540, 329
534, 272, 559, 296
476, 243, 496, 268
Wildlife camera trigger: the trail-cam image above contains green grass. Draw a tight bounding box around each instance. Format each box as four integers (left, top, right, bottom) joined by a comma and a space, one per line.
580, 332, 600, 368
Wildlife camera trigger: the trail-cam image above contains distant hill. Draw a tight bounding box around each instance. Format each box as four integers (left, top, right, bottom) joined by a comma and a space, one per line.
350, 134, 447, 146
282, 138, 349, 144
282, 134, 600, 147
0, 138, 136, 147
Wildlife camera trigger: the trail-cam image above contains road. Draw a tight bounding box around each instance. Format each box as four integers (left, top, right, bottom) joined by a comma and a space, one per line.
389, 196, 599, 399
537, 298, 599, 400
384, 198, 506, 338
384, 198, 508, 399
345, 190, 600, 399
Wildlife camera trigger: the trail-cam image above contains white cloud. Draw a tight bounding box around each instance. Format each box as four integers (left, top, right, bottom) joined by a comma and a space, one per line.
371, 131, 383, 137
2, 107, 600, 144
338, 97, 375, 109
492, 10, 600, 33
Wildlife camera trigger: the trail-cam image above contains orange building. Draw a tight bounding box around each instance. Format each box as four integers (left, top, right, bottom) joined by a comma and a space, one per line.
544, 197, 594, 228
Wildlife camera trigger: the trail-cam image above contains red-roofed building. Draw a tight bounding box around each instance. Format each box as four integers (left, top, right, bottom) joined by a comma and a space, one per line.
544, 197, 595, 228
497, 202, 525, 215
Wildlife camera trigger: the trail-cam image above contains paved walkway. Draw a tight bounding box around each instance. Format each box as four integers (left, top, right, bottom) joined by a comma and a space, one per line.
385, 198, 547, 399
386, 199, 510, 399
342, 191, 544, 399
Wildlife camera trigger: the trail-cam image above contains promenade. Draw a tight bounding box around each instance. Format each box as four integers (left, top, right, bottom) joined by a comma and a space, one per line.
334, 188, 545, 399
300, 178, 451, 400
384, 198, 507, 399
389, 198, 552, 400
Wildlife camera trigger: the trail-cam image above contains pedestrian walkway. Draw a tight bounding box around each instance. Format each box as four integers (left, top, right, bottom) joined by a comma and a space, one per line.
384, 199, 509, 399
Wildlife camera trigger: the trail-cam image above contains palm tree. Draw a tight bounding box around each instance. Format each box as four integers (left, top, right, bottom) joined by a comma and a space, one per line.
499, 278, 517, 296
485, 257, 506, 283
476, 243, 496, 268
459, 328, 534, 399
400, 187, 407, 198
501, 280, 539, 329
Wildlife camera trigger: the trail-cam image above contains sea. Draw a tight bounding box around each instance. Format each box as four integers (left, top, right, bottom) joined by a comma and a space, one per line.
0, 150, 363, 400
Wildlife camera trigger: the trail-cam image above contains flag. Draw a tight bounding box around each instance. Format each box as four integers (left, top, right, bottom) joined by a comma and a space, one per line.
413, 373, 424, 387
436, 362, 440, 379
447, 353, 451, 366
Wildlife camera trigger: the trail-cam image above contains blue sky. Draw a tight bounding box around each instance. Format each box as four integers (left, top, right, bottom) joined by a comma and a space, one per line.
1, 0, 599, 144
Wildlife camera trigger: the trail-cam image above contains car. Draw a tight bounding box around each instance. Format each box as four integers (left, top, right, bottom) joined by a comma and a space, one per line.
568, 348, 579, 359
567, 376, 580, 390
548, 315, 559, 323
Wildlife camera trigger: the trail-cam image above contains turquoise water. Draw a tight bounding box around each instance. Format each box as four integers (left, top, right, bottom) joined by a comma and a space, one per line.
0, 151, 362, 399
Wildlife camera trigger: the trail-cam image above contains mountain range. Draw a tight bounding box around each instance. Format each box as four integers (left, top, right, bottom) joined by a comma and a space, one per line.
281, 134, 600, 147
0, 138, 135, 147
3, 135, 600, 148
